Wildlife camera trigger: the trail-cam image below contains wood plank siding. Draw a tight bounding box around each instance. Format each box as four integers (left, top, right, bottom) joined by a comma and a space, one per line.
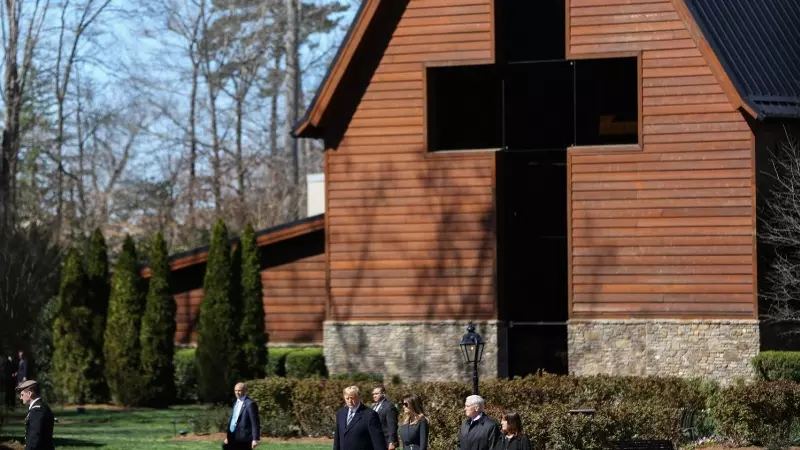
174, 253, 326, 344
566, 0, 756, 318
328, 0, 496, 321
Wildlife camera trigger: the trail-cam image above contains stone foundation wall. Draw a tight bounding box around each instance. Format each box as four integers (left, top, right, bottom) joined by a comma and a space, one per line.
568, 319, 760, 383
323, 320, 506, 382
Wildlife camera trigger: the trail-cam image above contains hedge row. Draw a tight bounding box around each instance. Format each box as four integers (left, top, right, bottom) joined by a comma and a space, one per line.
174, 347, 325, 403
245, 376, 800, 450
246, 375, 716, 450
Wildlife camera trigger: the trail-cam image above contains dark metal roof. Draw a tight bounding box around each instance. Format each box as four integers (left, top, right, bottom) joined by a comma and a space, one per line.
686, 0, 800, 119
164, 213, 325, 264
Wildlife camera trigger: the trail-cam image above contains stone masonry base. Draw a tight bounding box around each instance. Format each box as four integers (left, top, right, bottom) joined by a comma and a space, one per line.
568, 319, 760, 383
323, 320, 505, 382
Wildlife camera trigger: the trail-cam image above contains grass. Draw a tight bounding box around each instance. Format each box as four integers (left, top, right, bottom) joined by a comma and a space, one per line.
0, 405, 330, 450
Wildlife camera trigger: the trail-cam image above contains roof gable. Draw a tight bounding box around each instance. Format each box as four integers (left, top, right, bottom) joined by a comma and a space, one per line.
296, 0, 800, 138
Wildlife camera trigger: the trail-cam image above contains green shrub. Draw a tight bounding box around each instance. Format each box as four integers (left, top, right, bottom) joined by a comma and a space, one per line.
285, 348, 327, 379
247, 377, 296, 437
104, 236, 146, 406
239, 224, 268, 380
710, 380, 799, 447
84, 229, 110, 402
266, 348, 296, 377
752, 351, 800, 382
52, 248, 94, 404
140, 232, 177, 407
184, 406, 231, 434
196, 220, 238, 404
174, 349, 198, 403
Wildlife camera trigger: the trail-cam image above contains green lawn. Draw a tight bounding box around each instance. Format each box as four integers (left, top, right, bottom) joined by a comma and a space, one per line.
1, 406, 330, 450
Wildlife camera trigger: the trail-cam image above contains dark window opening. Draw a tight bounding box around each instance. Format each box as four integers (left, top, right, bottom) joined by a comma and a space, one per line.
496, 0, 565, 63
504, 62, 574, 150
575, 57, 639, 146
426, 64, 502, 152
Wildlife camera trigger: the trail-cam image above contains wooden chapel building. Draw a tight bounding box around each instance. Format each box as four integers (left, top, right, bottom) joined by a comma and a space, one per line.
291, 0, 800, 383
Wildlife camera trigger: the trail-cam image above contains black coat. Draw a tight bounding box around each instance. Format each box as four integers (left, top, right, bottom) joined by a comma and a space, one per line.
226, 396, 260, 444
457, 415, 502, 450
25, 399, 55, 450
494, 434, 531, 450
399, 417, 429, 450
373, 398, 398, 446
333, 403, 385, 450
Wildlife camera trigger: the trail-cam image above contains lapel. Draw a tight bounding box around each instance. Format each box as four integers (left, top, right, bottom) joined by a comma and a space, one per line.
345, 404, 364, 433
236, 398, 247, 426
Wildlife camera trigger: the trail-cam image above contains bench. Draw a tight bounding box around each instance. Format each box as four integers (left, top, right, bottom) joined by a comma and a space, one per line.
612, 440, 674, 450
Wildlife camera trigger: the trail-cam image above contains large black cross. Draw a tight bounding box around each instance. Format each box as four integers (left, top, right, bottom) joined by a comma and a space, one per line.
426, 1, 639, 152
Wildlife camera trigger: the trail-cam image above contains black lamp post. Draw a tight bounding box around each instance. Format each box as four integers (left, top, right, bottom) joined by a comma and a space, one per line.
459, 321, 485, 395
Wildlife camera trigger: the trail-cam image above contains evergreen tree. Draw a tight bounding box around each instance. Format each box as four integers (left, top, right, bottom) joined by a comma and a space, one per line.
239, 223, 267, 379
229, 240, 245, 380
52, 248, 93, 404
196, 220, 237, 403
85, 229, 110, 401
104, 235, 145, 405
140, 232, 177, 407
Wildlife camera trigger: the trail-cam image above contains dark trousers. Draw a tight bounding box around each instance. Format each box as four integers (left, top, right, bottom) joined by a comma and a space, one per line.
223, 442, 250, 450
4, 383, 15, 408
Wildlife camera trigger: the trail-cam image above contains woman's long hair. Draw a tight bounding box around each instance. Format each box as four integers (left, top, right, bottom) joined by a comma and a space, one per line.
502, 412, 523, 436
401, 394, 426, 425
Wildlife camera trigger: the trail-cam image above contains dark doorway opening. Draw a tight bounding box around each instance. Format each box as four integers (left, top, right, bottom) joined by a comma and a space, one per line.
575, 57, 639, 146
496, 149, 569, 376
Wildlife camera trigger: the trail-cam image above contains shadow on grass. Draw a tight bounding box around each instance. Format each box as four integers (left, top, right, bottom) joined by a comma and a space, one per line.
53, 437, 104, 447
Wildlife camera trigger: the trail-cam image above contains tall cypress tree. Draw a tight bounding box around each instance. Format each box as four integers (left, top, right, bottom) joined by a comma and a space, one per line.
140, 232, 177, 407
196, 220, 237, 403
104, 235, 144, 405
239, 223, 267, 379
85, 229, 110, 401
52, 247, 93, 404
229, 241, 245, 381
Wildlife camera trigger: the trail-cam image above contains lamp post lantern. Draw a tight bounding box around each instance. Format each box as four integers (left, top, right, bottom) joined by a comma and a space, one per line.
459, 321, 485, 395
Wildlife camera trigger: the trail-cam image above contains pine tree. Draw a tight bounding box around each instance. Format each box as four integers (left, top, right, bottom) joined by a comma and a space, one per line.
196, 220, 237, 403
140, 232, 177, 407
239, 223, 267, 379
85, 229, 110, 401
230, 239, 245, 381
104, 235, 145, 405
52, 247, 93, 404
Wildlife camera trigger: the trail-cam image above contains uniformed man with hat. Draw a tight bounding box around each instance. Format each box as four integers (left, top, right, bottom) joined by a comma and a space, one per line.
16, 380, 55, 450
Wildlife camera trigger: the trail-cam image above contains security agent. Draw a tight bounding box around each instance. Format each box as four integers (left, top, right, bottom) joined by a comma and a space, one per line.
16, 380, 55, 450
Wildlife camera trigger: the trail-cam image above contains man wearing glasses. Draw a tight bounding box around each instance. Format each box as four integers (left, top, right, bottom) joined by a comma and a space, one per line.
371, 385, 398, 450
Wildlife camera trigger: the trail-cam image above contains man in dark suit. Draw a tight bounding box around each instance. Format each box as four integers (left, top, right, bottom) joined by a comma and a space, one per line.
371, 385, 398, 450
14, 350, 27, 384
223, 382, 260, 450
457, 395, 501, 450
333, 386, 385, 450
17, 380, 55, 450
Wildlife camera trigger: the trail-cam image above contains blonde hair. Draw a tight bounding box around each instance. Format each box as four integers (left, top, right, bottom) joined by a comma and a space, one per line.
401, 394, 426, 425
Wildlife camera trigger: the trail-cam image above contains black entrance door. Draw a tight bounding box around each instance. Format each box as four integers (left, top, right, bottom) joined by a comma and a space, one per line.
496, 149, 569, 376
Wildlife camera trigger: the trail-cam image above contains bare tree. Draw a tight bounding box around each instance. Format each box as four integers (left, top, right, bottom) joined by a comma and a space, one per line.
51, 0, 112, 238
0, 0, 50, 229
759, 132, 800, 330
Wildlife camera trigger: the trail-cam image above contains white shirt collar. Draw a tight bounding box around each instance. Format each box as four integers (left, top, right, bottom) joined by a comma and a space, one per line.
28, 397, 41, 410
471, 413, 483, 423
349, 402, 361, 412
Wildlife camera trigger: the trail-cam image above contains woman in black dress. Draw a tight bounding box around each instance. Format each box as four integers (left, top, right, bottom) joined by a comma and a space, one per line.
398, 394, 428, 450
496, 412, 531, 450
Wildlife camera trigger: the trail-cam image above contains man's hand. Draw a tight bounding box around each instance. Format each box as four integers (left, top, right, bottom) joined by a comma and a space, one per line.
223, 438, 228, 445
251, 440, 259, 448
388, 443, 395, 450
